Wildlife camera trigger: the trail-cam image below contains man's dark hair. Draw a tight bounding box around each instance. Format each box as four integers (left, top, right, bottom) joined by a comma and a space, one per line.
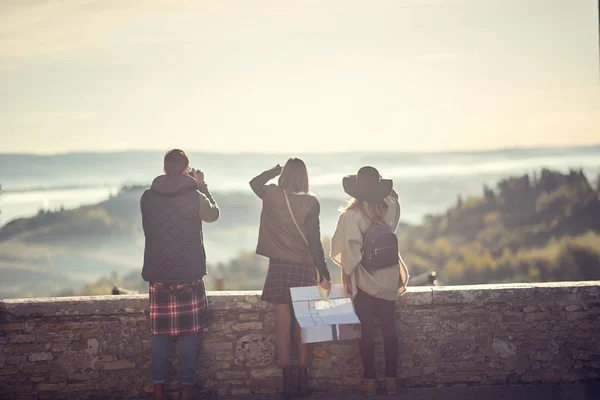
164, 149, 189, 175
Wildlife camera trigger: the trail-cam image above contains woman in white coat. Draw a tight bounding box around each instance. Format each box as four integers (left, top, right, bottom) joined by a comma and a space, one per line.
330, 166, 409, 396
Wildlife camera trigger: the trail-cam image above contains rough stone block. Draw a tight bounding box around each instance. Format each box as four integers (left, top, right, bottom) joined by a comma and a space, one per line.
209, 323, 226, 332
231, 322, 263, 332
210, 361, 231, 370
2, 383, 34, 393
85, 338, 99, 355
7, 354, 27, 365
531, 351, 554, 361
36, 382, 67, 391
0, 365, 19, 375
439, 339, 475, 361
524, 311, 551, 322
249, 367, 280, 379
506, 323, 529, 332
36, 330, 81, 342
1, 323, 26, 331
254, 387, 278, 394
432, 286, 482, 304
230, 388, 252, 396
400, 288, 433, 305
501, 312, 524, 322
49, 343, 69, 352
62, 381, 100, 392
64, 322, 104, 330
69, 371, 100, 381
235, 334, 274, 367
21, 364, 52, 374
492, 338, 517, 359
3, 344, 43, 354
238, 313, 260, 321
118, 315, 147, 324
101, 360, 135, 370
202, 341, 233, 353
312, 347, 327, 358
215, 352, 233, 361
28, 352, 53, 362
9, 334, 35, 344
215, 370, 248, 380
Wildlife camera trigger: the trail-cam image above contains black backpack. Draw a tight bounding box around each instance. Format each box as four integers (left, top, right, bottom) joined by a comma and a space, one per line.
361, 221, 399, 272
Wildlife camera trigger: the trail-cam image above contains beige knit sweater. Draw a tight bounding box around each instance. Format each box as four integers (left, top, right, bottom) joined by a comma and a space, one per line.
329, 197, 409, 301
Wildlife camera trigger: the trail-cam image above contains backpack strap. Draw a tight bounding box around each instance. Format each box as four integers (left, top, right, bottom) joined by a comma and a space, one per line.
283, 190, 329, 301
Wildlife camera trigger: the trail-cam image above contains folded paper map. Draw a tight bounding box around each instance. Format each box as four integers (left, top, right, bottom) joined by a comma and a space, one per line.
290, 284, 361, 343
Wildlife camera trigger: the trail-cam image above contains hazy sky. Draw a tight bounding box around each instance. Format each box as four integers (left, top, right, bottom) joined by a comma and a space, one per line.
0, 0, 598, 154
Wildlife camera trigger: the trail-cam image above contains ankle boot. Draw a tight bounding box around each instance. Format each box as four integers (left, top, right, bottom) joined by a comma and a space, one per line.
385, 377, 397, 396
282, 365, 296, 399
356, 379, 376, 396
297, 366, 311, 397
152, 384, 165, 400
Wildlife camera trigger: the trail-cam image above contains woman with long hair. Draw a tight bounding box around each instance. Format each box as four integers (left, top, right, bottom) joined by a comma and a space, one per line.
330, 166, 409, 396
250, 157, 332, 398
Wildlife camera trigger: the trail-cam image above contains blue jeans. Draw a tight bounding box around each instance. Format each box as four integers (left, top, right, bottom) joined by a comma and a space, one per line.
152, 333, 199, 385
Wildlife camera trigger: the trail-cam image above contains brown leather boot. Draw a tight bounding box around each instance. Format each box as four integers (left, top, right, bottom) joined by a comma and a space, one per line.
181, 384, 195, 400
356, 379, 376, 396
152, 384, 165, 400
385, 377, 397, 395
297, 366, 311, 397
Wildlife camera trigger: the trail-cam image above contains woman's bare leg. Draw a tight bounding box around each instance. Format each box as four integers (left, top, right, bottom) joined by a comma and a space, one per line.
275, 304, 293, 366
293, 318, 310, 366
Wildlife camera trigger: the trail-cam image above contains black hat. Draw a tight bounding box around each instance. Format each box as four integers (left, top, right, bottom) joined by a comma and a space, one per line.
342, 166, 393, 204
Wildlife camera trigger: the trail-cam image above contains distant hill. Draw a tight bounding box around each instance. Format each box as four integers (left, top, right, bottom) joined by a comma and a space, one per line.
0, 184, 353, 298
399, 169, 600, 284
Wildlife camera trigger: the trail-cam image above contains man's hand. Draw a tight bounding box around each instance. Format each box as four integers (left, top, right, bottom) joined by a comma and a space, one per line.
192, 169, 205, 183
273, 164, 283, 175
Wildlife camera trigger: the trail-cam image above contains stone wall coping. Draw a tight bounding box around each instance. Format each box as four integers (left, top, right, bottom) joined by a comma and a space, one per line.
1, 281, 599, 318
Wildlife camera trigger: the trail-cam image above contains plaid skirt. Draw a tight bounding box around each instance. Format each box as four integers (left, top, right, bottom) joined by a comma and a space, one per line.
261, 258, 318, 304
149, 278, 208, 336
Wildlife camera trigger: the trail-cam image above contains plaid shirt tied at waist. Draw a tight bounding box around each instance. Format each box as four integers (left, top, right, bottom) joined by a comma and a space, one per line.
149, 278, 207, 336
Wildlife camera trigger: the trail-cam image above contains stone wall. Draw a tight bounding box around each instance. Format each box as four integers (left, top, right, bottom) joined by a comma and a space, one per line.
1, 281, 599, 399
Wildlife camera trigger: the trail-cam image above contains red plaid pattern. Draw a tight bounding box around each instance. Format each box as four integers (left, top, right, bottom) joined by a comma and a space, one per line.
261, 258, 318, 304
149, 278, 207, 336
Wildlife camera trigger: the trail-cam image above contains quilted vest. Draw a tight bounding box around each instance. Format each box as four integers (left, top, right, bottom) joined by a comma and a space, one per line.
141, 174, 206, 283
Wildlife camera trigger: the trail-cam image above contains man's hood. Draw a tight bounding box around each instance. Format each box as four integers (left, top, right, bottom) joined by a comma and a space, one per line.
150, 174, 198, 196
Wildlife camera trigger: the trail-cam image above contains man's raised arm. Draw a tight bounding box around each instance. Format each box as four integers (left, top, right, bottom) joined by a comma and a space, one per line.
198, 181, 219, 223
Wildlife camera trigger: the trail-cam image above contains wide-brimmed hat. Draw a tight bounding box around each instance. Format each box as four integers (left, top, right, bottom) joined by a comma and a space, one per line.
342, 166, 393, 204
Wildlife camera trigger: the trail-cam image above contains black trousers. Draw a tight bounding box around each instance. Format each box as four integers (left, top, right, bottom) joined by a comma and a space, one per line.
353, 288, 399, 379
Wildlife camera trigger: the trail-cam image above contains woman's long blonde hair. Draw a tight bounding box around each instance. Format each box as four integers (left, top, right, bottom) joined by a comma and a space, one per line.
343, 198, 388, 223
278, 157, 310, 194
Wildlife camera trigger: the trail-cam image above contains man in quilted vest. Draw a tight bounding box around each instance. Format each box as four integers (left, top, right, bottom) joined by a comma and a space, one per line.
141, 149, 219, 400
